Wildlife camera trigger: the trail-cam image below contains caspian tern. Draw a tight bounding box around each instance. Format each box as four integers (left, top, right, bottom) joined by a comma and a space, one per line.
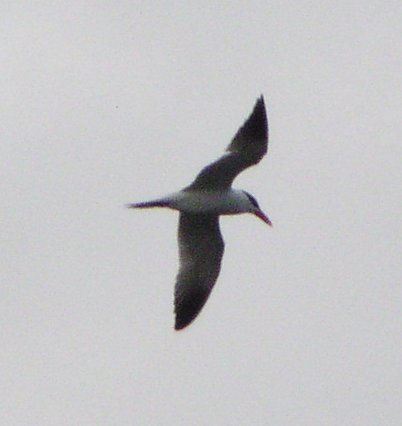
128, 96, 271, 330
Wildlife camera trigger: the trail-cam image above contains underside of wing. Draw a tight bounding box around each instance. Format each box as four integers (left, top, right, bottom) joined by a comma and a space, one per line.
186, 96, 268, 191
174, 213, 224, 330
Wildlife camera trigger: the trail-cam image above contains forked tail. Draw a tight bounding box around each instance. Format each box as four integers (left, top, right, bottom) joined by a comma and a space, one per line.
126, 200, 168, 209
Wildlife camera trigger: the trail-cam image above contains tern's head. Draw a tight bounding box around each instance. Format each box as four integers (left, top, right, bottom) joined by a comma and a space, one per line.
242, 191, 272, 226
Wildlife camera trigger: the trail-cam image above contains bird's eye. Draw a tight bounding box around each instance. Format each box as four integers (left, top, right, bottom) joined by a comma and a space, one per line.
243, 191, 259, 208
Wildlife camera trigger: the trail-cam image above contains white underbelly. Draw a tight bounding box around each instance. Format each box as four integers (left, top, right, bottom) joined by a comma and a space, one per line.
168, 190, 245, 215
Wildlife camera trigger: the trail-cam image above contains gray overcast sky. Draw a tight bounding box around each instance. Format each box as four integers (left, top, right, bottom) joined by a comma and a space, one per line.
1, 1, 401, 425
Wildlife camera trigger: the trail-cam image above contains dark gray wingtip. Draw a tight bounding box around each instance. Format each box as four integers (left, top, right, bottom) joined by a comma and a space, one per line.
174, 286, 211, 330
228, 95, 268, 152
243, 95, 268, 142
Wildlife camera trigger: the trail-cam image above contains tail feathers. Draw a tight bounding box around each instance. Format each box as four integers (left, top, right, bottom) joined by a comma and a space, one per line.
126, 200, 168, 209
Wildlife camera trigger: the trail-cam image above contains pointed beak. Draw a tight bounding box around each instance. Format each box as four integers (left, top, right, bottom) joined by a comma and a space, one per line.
254, 209, 273, 226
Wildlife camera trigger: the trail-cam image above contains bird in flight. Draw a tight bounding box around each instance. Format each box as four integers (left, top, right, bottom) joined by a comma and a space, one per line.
128, 96, 271, 330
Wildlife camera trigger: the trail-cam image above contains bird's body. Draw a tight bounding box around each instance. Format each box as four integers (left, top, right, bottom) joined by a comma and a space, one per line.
132, 188, 258, 216
128, 96, 271, 330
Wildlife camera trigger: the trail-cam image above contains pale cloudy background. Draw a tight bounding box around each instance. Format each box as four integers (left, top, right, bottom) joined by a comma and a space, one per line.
1, 1, 401, 425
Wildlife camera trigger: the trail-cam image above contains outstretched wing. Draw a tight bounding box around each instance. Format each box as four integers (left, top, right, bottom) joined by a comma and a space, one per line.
186, 96, 268, 191
174, 213, 224, 330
